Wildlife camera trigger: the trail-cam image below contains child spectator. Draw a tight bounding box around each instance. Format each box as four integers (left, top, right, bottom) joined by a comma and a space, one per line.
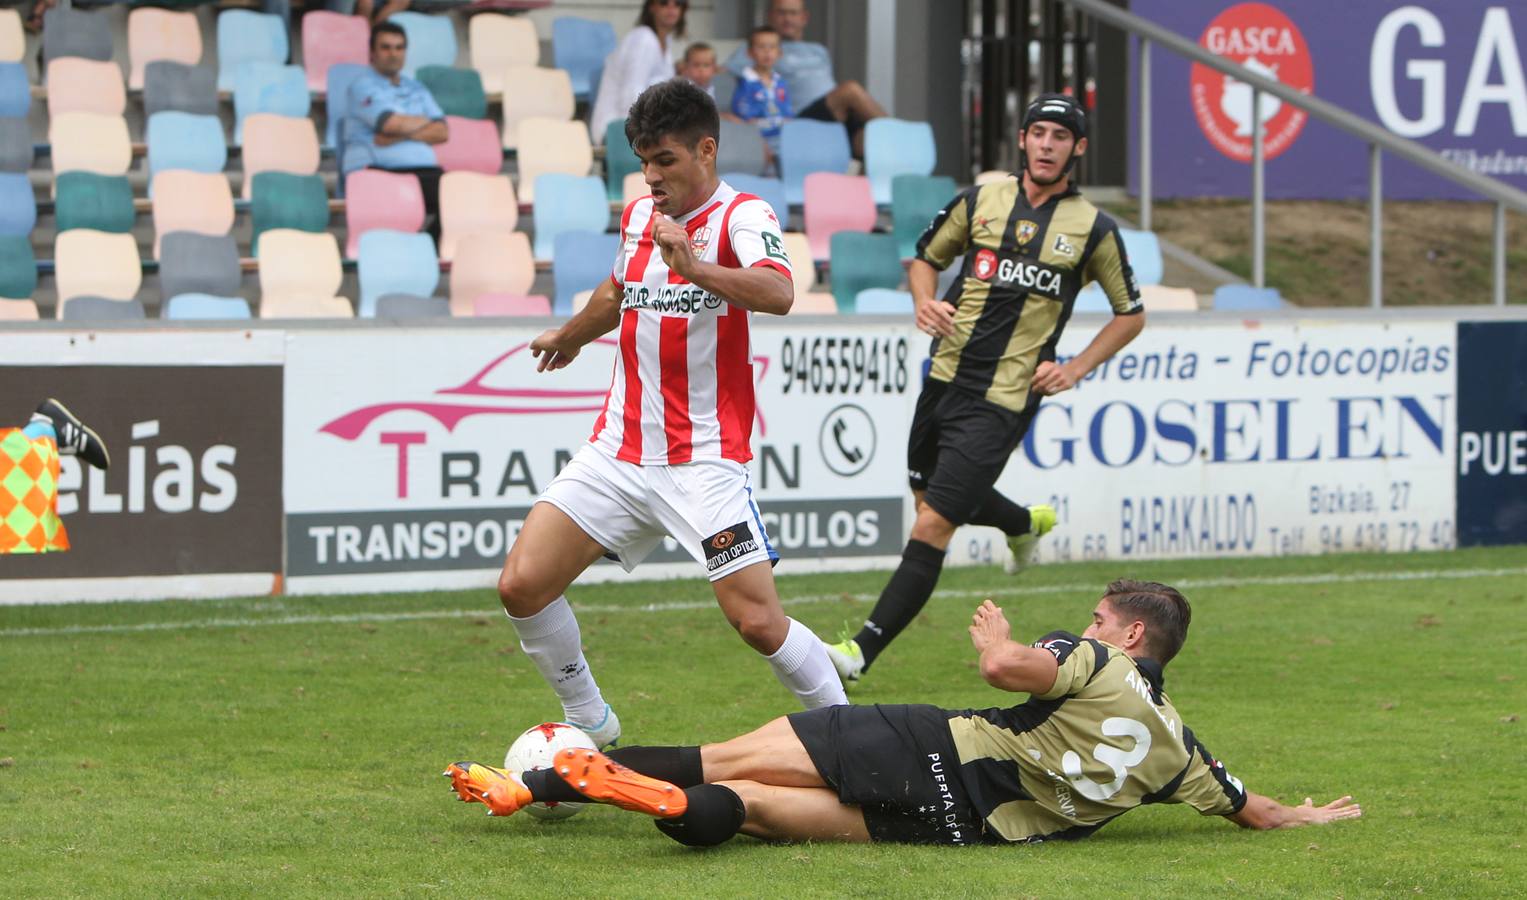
679, 42, 719, 100
731, 27, 792, 160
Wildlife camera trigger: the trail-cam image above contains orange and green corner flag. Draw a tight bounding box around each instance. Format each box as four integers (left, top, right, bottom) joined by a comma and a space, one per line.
0, 427, 70, 553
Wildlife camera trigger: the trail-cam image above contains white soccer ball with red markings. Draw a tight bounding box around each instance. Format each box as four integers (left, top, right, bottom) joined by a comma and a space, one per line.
505, 722, 598, 821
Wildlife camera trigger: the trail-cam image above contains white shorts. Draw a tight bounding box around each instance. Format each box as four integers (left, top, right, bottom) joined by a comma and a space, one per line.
539, 444, 779, 582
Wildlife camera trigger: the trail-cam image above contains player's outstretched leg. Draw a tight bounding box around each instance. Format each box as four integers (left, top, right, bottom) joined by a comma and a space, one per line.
30, 398, 110, 470
442, 761, 534, 817
551, 748, 688, 817
711, 562, 847, 708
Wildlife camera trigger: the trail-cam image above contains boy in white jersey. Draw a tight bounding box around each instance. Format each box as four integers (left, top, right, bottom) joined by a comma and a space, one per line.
491, 79, 846, 748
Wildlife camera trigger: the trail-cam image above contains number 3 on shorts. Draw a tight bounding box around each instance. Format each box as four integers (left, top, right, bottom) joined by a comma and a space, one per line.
1060, 717, 1152, 802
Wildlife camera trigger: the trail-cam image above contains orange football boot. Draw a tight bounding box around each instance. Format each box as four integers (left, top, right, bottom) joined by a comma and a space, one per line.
552, 748, 687, 818
442, 761, 534, 816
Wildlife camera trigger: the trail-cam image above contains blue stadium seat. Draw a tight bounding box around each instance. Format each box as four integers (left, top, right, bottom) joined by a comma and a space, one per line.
855, 288, 915, 315
863, 118, 936, 205
722, 174, 789, 228
553, 230, 620, 316
532, 174, 608, 260
0, 172, 35, 236
325, 63, 368, 151
0, 63, 28, 118
552, 17, 616, 99
162, 293, 253, 320
0, 118, 31, 173
391, 12, 457, 78
146, 112, 227, 180
216, 10, 289, 92
779, 119, 851, 206
232, 63, 310, 144
1213, 284, 1287, 311
1119, 228, 1164, 287
357, 230, 440, 318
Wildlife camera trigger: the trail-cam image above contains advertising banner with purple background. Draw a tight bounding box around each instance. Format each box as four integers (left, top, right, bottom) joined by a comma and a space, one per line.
1129, 0, 1527, 200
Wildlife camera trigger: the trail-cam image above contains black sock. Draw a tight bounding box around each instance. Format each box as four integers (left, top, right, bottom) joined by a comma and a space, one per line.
520, 767, 584, 804
519, 745, 703, 804
853, 539, 945, 670
968, 490, 1032, 536
654, 784, 746, 847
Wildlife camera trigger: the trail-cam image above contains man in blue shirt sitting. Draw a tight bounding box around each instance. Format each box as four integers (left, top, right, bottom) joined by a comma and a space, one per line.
725, 0, 886, 157
343, 22, 450, 243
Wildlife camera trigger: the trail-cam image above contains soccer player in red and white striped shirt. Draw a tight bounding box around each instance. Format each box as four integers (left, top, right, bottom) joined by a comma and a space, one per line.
492, 80, 846, 747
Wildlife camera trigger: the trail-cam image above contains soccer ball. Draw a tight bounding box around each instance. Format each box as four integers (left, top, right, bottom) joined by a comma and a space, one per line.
504, 722, 597, 821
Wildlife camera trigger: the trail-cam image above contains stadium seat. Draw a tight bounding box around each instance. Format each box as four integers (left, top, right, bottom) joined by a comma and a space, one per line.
717, 120, 768, 178
301, 11, 368, 92
376, 293, 451, 318
570, 289, 595, 313
779, 119, 851, 205
150, 172, 235, 257
42, 7, 111, 64
0, 172, 34, 236
711, 69, 738, 111
143, 62, 218, 117
216, 10, 289, 92
829, 232, 902, 312
433, 116, 504, 175
723, 174, 790, 229
604, 119, 640, 202
515, 119, 593, 203
0, 297, 38, 320
803, 172, 876, 261
437, 171, 517, 261
127, 8, 201, 91
0, 63, 27, 118
241, 113, 320, 199
49, 113, 132, 177
0, 235, 35, 299
1072, 283, 1112, 313
863, 119, 936, 205
418, 66, 487, 120
258, 229, 349, 318
233, 63, 310, 144
250, 172, 330, 254
1119, 228, 1164, 287
0, 118, 27, 173
552, 230, 620, 315
46, 58, 127, 118
358, 230, 439, 318
622, 171, 648, 205
891, 174, 958, 259
0, 10, 21, 64
54, 172, 135, 234
1213, 284, 1287, 311
532, 174, 607, 260
146, 112, 226, 181
344, 168, 426, 258
325, 63, 368, 150
470, 14, 539, 92
975, 169, 1014, 185
162, 293, 252, 320
54, 230, 142, 314
475, 293, 551, 317
551, 17, 616, 99
59, 297, 148, 322
391, 12, 456, 78
1139, 285, 1199, 311
500, 66, 575, 150
449, 231, 534, 316
779, 232, 817, 296
855, 288, 914, 315
159, 233, 241, 300
789, 291, 838, 315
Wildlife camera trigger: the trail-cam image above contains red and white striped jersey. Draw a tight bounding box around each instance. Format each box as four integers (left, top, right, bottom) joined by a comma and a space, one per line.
589, 180, 792, 465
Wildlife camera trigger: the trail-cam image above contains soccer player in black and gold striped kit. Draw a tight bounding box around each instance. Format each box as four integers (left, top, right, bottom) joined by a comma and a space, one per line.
453, 580, 1361, 846
826, 94, 1147, 685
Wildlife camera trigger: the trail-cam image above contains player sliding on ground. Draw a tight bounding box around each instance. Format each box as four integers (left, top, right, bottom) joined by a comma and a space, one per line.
825, 93, 1147, 687
446, 580, 1361, 846
487, 78, 844, 750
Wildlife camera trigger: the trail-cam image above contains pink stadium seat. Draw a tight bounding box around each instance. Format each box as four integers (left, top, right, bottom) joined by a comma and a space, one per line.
344, 168, 426, 258
470, 14, 539, 92
0, 299, 39, 320
433, 115, 504, 175
789, 292, 839, 315
150, 171, 236, 258
500, 66, 575, 149
259, 229, 350, 317
54, 230, 141, 316
474, 293, 551, 317
302, 11, 369, 92
127, 8, 201, 90
438, 171, 517, 261
622, 171, 648, 205
49, 113, 132, 178
802, 172, 876, 261
449, 231, 534, 316
46, 58, 126, 117
514, 118, 592, 203
0, 9, 22, 63
241, 114, 321, 199
780, 231, 816, 295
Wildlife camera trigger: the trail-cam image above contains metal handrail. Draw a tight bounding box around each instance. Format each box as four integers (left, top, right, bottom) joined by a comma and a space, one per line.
1058, 0, 1522, 306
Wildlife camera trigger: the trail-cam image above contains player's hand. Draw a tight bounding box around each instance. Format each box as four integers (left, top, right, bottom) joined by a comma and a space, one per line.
529, 328, 580, 372
969, 599, 1012, 653
1031, 360, 1080, 395
915, 297, 957, 337
1290, 795, 1363, 827
652, 212, 697, 280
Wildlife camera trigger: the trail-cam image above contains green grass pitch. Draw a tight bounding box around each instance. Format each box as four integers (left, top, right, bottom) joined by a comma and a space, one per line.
2, 547, 1523, 897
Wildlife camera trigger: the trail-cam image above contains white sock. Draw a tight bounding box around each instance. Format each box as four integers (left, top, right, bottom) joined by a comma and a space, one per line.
507, 597, 608, 728
766, 618, 848, 709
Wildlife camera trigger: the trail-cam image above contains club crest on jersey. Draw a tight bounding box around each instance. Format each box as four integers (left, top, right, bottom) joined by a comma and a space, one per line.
1052, 233, 1076, 257
689, 226, 713, 255
973, 248, 999, 281
1017, 220, 1038, 245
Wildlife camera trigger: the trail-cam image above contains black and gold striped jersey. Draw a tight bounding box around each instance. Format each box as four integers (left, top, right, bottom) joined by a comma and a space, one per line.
915, 178, 1143, 412
947, 631, 1246, 843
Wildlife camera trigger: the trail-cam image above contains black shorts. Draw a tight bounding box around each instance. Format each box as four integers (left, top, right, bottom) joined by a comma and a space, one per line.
798, 94, 867, 146
787, 704, 986, 845
907, 379, 1038, 526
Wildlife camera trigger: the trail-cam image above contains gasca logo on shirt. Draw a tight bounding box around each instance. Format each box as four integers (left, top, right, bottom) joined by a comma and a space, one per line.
971, 250, 1067, 299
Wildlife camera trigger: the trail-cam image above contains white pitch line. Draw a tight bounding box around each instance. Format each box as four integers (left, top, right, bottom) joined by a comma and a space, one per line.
2, 565, 1523, 639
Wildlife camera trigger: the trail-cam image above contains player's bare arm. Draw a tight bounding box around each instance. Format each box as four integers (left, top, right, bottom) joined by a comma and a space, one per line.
652, 212, 794, 316
968, 599, 1060, 693
909, 258, 956, 337
1032, 311, 1145, 395
1229, 792, 1363, 830
530, 279, 623, 372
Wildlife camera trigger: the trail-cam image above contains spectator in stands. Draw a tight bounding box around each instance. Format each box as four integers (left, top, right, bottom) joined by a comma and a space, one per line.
731, 26, 792, 168
355, 0, 408, 26
344, 22, 448, 243
725, 0, 886, 157
589, 0, 688, 144
679, 42, 719, 101
1, 399, 109, 556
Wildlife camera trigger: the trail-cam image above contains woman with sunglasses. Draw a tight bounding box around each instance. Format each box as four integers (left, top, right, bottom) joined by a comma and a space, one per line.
590, 0, 689, 144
